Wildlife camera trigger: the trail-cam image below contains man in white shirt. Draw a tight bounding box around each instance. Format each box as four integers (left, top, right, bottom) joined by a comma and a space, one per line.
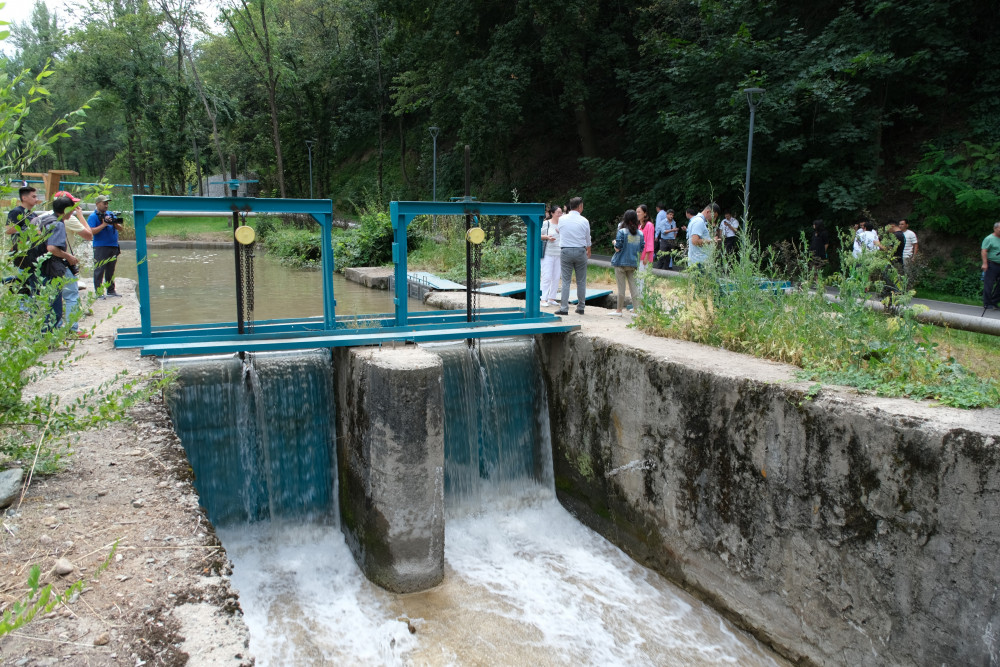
687, 203, 720, 268
555, 197, 591, 315
899, 219, 918, 268
718, 211, 739, 255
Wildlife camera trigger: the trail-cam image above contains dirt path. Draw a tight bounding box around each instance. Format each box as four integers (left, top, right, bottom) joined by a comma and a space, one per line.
0, 280, 251, 666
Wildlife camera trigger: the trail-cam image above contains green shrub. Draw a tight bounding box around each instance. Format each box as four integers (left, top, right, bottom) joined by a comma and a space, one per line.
263, 229, 323, 267
906, 142, 1000, 237
911, 248, 983, 301
633, 220, 999, 409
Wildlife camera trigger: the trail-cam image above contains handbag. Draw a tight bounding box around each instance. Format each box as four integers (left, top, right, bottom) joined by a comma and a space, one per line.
541, 221, 549, 258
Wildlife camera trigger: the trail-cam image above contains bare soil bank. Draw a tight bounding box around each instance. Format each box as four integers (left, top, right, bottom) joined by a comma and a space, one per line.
0, 280, 250, 666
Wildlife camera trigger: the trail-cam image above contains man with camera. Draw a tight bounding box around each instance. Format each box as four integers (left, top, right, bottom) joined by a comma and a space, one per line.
88, 195, 123, 298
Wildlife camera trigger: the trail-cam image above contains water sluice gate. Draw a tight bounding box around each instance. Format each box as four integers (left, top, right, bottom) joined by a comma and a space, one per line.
164, 340, 552, 594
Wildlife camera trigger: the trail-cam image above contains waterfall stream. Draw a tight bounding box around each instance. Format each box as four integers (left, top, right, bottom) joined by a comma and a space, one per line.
168, 342, 782, 665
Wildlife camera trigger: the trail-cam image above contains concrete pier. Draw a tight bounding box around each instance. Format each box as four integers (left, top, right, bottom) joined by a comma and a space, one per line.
333, 346, 445, 593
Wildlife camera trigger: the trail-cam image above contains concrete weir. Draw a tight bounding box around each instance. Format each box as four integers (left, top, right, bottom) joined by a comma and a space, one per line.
536, 329, 1000, 666
333, 346, 445, 593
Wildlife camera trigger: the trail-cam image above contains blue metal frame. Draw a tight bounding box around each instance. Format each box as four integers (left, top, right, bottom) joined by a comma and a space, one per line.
389, 200, 544, 327
130, 195, 336, 339
119, 196, 567, 356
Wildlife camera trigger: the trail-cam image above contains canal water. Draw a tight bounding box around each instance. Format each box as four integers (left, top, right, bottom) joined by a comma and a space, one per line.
149, 247, 784, 666
114, 246, 427, 326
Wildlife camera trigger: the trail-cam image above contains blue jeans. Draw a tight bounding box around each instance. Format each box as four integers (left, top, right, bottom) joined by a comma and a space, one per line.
59, 265, 80, 331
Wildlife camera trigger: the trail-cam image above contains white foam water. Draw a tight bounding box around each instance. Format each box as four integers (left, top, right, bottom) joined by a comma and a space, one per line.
220, 490, 783, 666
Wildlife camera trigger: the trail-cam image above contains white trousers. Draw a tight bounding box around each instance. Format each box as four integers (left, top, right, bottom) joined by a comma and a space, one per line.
540, 253, 561, 301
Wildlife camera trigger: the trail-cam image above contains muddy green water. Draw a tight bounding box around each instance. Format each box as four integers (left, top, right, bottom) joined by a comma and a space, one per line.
114, 247, 426, 326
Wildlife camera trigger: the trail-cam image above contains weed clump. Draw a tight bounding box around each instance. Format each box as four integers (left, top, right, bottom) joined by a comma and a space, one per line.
633, 220, 1000, 409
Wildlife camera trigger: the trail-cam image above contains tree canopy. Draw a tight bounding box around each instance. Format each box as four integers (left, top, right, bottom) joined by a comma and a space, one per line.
4, 0, 998, 241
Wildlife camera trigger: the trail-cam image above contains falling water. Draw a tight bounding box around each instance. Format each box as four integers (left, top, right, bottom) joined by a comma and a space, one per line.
163, 349, 336, 526
215, 341, 784, 665
429, 339, 553, 507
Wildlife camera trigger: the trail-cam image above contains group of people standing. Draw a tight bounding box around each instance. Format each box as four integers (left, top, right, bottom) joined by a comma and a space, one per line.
540, 198, 729, 318
5, 185, 124, 336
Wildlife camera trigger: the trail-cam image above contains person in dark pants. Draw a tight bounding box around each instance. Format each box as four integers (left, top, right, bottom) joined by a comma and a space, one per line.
555, 197, 591, 316
982, 221, 1000, 313
88, 195, 124, 298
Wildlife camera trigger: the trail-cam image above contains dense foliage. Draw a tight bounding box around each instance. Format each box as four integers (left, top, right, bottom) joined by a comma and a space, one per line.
633, 229, 1000, 409
4, 0, 999, 244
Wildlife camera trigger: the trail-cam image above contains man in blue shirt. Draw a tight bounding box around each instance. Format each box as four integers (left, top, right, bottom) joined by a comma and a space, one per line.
654, 205, 681, 269
88, 195, 124, 298
686, 203, 720, 269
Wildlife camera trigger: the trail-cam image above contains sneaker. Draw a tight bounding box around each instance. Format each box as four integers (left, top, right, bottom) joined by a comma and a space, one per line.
548, 300, 560, 307
575, 309, 585, 315
107, 292, 122, 297
608, 311, 623, 317
554, 310, 569, 316
97, 295, 106, 300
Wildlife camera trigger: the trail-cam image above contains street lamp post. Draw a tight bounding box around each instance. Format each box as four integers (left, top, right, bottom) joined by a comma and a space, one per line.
743, 87, 765, 220
428, 126, 440, 230
428, 126, 440, 201
305, 139, 315, 199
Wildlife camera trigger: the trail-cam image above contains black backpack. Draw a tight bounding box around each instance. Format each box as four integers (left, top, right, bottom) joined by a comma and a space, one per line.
15, 214, 63, 278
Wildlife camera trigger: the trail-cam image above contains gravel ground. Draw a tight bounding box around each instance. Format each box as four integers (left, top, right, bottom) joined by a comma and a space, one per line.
0, 279, 251, 666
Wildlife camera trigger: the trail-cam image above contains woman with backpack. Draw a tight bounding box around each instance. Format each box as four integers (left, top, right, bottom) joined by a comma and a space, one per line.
610, 209, 644, 317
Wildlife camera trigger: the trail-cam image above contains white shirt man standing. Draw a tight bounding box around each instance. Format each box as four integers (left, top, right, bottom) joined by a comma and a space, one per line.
687, 203, 720, 268
556, 197, 591, 315
899, 219, 918, 267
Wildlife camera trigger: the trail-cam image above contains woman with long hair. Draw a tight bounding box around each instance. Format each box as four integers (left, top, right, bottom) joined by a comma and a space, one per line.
637, 204, 655, 268
610, 209, 643, 316
540, 204, 563, 306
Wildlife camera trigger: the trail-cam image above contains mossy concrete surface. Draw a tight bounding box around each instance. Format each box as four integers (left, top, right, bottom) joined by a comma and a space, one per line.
333, 346, 445, 593
538, 330, 1000, 666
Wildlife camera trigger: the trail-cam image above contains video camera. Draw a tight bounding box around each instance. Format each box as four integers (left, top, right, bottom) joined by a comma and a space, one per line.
103, 211, 123, 225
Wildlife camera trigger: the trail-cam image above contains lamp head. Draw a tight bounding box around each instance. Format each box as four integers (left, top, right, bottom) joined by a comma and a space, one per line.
744, 87, 765, 109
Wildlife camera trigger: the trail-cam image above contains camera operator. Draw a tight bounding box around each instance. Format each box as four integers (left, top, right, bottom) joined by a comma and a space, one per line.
88, 195, 123, 298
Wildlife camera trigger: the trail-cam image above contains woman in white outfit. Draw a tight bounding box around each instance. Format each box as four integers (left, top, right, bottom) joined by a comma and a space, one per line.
540, 204, 562, 306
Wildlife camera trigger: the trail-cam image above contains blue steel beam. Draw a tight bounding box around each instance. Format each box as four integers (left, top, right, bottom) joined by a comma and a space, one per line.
118, 313, 566, 350
140, 320, 581, 357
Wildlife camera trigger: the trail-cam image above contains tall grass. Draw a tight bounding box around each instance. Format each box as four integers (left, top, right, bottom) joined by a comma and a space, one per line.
633, 219, 999, 408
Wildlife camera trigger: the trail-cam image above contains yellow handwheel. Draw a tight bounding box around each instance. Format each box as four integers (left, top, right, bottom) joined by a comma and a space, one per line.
235, 225, 256, 245
466, 227, 486, 245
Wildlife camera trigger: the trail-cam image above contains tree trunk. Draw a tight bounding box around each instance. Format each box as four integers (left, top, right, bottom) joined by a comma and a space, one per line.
266, 81, 286, 198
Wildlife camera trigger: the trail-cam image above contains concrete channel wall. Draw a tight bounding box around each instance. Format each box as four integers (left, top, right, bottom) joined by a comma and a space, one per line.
537, 330, 1000, 666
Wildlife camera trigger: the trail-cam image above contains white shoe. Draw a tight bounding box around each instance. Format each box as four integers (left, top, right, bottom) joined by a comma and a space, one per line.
608, 311, 623, 317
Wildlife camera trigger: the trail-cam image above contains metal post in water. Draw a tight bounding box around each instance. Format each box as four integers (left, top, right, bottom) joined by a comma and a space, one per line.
465, 145, 472, 324
231, 154, 245, 344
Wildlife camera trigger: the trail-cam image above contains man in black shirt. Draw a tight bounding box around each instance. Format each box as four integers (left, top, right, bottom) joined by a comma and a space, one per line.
6, 186, 40, 262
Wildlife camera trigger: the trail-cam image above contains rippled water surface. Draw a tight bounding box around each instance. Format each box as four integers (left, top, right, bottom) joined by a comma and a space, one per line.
115, 247, 425, 326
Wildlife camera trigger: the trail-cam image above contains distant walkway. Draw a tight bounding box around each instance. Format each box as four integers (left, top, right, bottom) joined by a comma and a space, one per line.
587, 255, 1000, 335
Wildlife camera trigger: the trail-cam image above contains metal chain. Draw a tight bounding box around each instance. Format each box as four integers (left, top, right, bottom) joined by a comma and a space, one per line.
239, 210, 255, 334
471, 234, 482, 324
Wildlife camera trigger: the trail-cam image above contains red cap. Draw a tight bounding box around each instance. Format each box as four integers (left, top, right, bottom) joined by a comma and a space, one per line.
54, 190, 80, 203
